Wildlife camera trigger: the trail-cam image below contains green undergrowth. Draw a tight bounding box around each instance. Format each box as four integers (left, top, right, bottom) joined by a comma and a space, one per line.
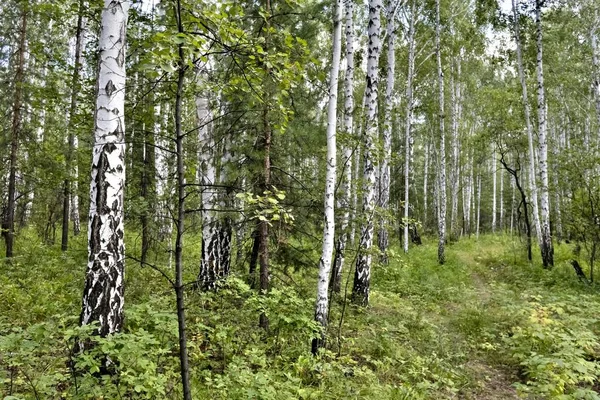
2, 231, 600, 398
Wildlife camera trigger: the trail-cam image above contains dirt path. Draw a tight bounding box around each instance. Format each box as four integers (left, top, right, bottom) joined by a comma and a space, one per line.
454, 248, 520, 399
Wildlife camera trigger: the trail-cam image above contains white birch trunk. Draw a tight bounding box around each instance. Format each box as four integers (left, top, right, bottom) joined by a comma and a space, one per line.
423, 141, 429, 229
331, 0, 355, 293
512, 0, 542, 242
591, 15, 600, 143
378, 0, 396, 260
81, 0, 128, 337
535, 0, 554, 267
350, 90, 367, 247
492, 150, 497, 232
500, 163, 504, 231
313, 0, 342, 350
510, 177, 515, 234
462, 147, 473, 236
196, 87, 233, 290
403, 1, 416, 253
353, 0, 382, 306
449, 58, 461, 240
435, 0, 447, 263
476, 174, 481, 239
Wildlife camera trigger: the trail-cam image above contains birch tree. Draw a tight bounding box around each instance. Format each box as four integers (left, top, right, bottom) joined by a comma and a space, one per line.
4, 3, 27, 258
435, 0, 447, 264
535, 0, 554, 268
61, 0, 85, 251
352, 0, 383, 306
512, 0, 542, 241
80, 0, 128, 337
196, 78, 233, 291
313, 0, 341, 353
378, 0, 398, 261
331, 0, 355, 294
403, 0, 416, 253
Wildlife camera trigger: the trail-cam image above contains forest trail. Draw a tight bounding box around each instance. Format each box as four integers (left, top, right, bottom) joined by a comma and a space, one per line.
451, 243, 520, 399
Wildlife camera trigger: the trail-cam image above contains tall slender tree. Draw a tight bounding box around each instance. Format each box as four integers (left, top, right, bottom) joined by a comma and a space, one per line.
61, 0, 85, 252
512, 0, 542, 242
403, 0, 416, 253
313, 0, 341, 353
4, 3, 27, 258
378, 0, 398, 262
352, 0, 383, 306
535, 0, 554, 268
435, 0, 447, 264
80, 0, 128, 337
331, 0, 355, 294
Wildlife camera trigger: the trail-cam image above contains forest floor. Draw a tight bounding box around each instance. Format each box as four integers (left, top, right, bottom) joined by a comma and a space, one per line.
2, 232, 600, 399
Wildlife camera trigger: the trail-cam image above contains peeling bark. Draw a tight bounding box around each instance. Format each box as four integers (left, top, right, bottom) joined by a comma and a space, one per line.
80, 0, 128, 337
331, 0, 355, 294
435, 0, 447, 264
352, 0, 382, 307
535, 0, 554, 268
312, 0, 341, 353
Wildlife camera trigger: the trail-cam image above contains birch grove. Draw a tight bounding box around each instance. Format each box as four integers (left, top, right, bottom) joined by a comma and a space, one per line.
4, 0, 600, 396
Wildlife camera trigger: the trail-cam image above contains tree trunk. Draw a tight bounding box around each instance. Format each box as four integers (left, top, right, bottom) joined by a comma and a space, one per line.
435, 0, 447, 264
535, 0, 554, 268
500, 164, 504, 231
378, 0, 396, 262
403, 0, 416, 253
352, 0, 382, 307
312, 0, 341, 353
591, 14, 600, 135
331, 0, 355, 294
423, 141, 430, 230
5, 5, 27, 258
449, 58, 461, 241
196, 88, 233, 290
492, 150, 497, 232
80, 0, 128, 337
62, 0, 85, 252
173, 1, 192, 398
476, 174, 481, 239
512, 0, 542, 242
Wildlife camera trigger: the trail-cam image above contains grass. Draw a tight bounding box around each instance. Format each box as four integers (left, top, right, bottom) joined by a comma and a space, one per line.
2, 231, 600, 399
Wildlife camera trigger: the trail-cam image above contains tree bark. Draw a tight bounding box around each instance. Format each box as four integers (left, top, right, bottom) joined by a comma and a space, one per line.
449, 57, 461, 241
173, 1, 192, 398
352, 0, 382, 306
5, 5, 27, 258
331, 0, 355, 294
435, 0, 447, 264
313, 0, 341, 353
492, 150, 497, 232
512, 0, 542, 242
403, 0, 416, 253
196, 87, 233, 291
62, 0, 85, 252
378, 0, 396, 262
80, 0, 128, 337
535, 0, 554, 268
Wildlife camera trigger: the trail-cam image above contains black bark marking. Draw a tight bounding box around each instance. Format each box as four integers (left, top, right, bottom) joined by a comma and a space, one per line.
105, 80, 116, 97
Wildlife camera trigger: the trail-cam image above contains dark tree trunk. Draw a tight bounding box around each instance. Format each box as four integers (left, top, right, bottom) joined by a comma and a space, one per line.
499, 153, 532, 261
5, 6, 27, 258
248, 227, 260, 288
174, 1, 192, 398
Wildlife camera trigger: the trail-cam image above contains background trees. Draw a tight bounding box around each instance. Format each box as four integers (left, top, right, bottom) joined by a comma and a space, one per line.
3, 0, 600, 398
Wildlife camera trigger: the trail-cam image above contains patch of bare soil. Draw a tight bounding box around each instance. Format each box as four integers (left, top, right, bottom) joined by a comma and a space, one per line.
463, 360, 520, 399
